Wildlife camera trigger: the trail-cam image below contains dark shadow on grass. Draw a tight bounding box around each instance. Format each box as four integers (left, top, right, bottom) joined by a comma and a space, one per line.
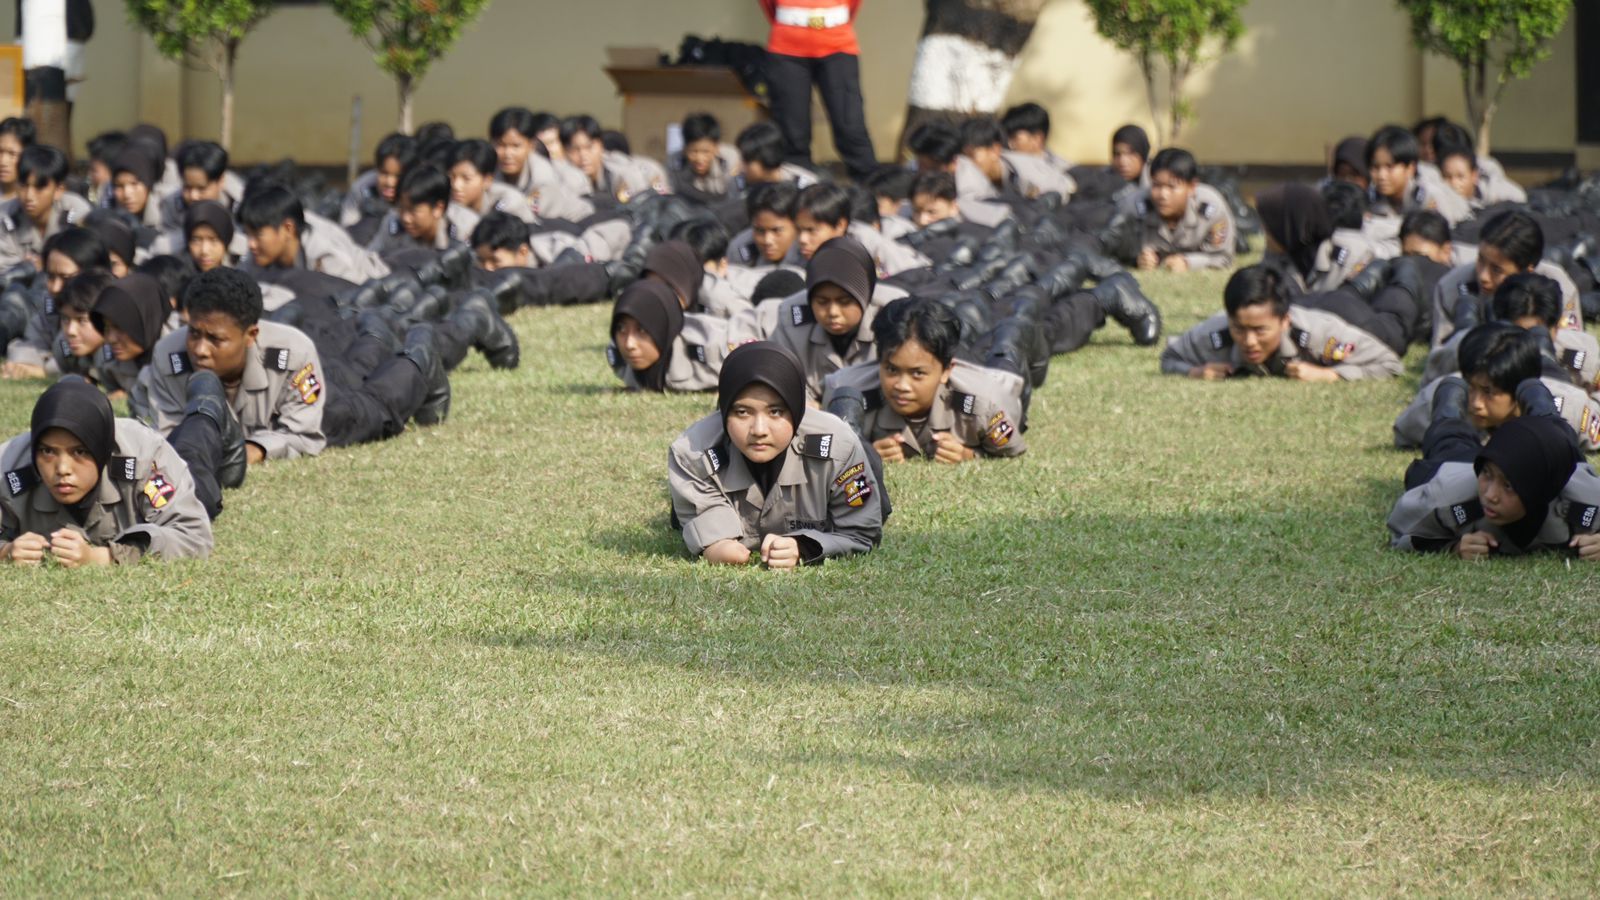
464, 510, 1600, 799
592, 514, 683, 559
548, 382, 618, 396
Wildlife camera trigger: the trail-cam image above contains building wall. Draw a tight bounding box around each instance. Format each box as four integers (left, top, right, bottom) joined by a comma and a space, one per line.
0, 0, 1578, 168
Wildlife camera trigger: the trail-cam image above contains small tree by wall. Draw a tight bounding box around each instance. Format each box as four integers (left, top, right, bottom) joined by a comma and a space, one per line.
125, 0, 274, 150
330, 0, 492, 135
1084, 0, 1246, 147
1396, 0, 1571, 155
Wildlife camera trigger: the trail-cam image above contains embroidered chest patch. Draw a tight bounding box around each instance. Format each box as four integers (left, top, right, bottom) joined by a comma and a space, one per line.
292, 363, 321, 405
143, 472, 176, 510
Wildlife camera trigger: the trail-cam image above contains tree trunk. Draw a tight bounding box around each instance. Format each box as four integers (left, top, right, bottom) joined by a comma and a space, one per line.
1167, 59, 1185, 141
899, 0, 1046, 158
398, 72, 415, 135
1138, 52, 1163, 147
219, 38, 237, 152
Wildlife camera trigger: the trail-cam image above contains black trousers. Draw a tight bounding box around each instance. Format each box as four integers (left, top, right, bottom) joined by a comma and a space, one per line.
766, 52, 877, 180
1041, 292, 1107, 355
1295, 288, 1418, 356
322, 335, 426, 448
167, 415, 224, 520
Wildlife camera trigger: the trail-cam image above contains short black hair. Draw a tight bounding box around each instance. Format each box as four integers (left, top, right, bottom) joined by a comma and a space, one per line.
671, 218, 729, 264
908, 121, 963, 166
415, 121, 455, 146
559, 115, 603, 148
529, 111, 559, 135
58, 270, 115, 316
374, 132, 419, 170
470, 211, 529, 252
1436, 143, 1476, 169
1479, 210, 1544, 270
1491, 273, 1563, 328
601, 130, 629, 154
0, 117, 36, 147
418, 137, 454, 169
137, 254, 197, 308
1460, 321, 1540, 395
796, 182, 851, 226
488, 106, 536, 141
747, 180, 799, 220
1001, 102, 1050, 138
183, 267, 263, 329
909, 170, 957, 202
1223, 264, 1290, 318
735, 121, 785, 170
18, 144, 68, 186
865, 165, 916, 202
450, 138, 498, 177
87, 130, 127, 165
1431, 120, 1472, 159
1400, 209, 1450, 246
42, 227, 110, 274
1149, 148, 1198, 182
176, 140, 229, 183
1366, 124, 1420, 168
398, 163, 450, 208
1321, 181, 1367, 230
959, 116, 1005, 151
752, 269, 804, 304
681, 112, 721, 145
845, 184, 879, 227
873, 296, 960, 367
237, 183, 307, 235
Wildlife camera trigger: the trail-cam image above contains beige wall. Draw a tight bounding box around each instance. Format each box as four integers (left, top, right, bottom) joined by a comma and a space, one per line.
0, 0, 1579, 168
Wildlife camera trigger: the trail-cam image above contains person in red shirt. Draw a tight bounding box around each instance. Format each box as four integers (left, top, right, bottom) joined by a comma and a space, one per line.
759, 0, 877, 181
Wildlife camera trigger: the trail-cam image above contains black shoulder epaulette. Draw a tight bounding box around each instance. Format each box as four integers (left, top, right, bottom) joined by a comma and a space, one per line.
1136, 198, 1149, 217
101, 344, 115, 362
1458, 280, 1473, 297
1, 214, 14, 233
262, 347, 292, 372
789, 304, 815, 327
109, 456, 139, 482
605, 345, 619, 368
861, 387, 884, 411
1562, 348, 1587, 373
1446, 498, 1484, 529
687, 344, 708, 364
387, 217, 400, 235
1209, 329, 1232, 350
1198, 201, 1214, 219
1569, 502, 1599, 534
1334, 245, 1350, 266
167, 350, 192, 375
4, 465, 38, 497
703, 441, 728, 474
801, 433, 834, 459
1413, 184, 1427, 204
42, 296, 54, 316
1290, 326, 1311, 350
953, 391, 977, 416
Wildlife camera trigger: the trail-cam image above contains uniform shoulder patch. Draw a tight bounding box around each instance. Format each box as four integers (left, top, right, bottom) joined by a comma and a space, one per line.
101, 344, 115, 362
687, 343, 708, 364
42, 296, 54, 316
986, 411, 1014, 447
801, 433, 833, 459
703, 442, 726, 475
110, 456, 139, 482
1568, 502, 1599, 534
861, 387, 884, 411
291, 363, 321, 404
1562, 348, 1587, 373
1334, 245, 1350, 266
1581, 406, 1600, 445
142, 471, 176, 509
168, 350, 192, 375
262, 347, 293, 372
1, 215, 14, 233
1198, 201, 1214, 219
1136, 198, 1149, 217
1447, 498, 1484, 528
1458, 281, 1472, 297
789, 304, 815, 327
832, 461, 871, 508
1209, 329, 1232, 350
1290, 326, 1311, 349
1413, 185, 1427, 204
953, 392, 977, 416
1322, 337, 1356, 363
605, 345, 620, 368
387, 218, 400, 235
4, 465, 38, 497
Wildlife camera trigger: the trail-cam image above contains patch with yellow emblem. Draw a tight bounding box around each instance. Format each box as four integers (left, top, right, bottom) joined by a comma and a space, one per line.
833, 461, 872, 508
1208, 220, 1229, 247
986, 411, 1014, 448
1323, 338, 1356, 363
291, 363, 321, 405
142, 472, 175, 510
1583, 406, 1600, 446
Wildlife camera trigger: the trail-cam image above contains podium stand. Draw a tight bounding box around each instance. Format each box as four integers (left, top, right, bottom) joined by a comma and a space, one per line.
0, 47, 22, 119
604, 64, 766, 163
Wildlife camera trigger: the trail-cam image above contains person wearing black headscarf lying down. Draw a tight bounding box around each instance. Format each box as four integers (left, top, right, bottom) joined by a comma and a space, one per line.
0, 378, 213, 565
90, 272, 172, 410
1389, 377, 1600, 560
667, 341, 883, 568
606, 281, 732, 392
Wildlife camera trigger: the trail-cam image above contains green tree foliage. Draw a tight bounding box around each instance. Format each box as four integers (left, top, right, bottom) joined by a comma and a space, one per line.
124, 0, 274, 150
1396, 0, 1571, 154
1084, 0, 1247, 146
331, 0, 492, 134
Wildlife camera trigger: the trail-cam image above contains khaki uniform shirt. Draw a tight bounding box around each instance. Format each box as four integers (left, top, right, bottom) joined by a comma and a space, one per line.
1393, 375, 1600, 452
668, 409, 883, 561
848, 222, 929, 278
608, 313, 732, 392
0, 192, 91, 269
1130, 183, 1236, 271
1366, 178, 1473, 227
1, 418, 213, 562
1000, 150, 1075, 200
1423, 327, 1600, 391
1429, 260, 1582, 348
1389, 459, 1600, 554
669, 144, 742, 198
366, 211, 464, 258
697, 272, 755, 320
822, 359, 1026, 458
143, 320, 326, 460
767, 292, 891, 403
503, 156, 596, 223
1304, 228, 1378, 293
1160, 306, 1404, 381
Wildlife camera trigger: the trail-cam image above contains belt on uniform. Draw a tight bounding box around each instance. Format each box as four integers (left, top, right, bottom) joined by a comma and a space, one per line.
774, 5, 850, 29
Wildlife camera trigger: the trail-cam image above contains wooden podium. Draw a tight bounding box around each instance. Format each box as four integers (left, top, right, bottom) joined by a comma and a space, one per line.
0, 46, 23, 119
604, 55, 767, 163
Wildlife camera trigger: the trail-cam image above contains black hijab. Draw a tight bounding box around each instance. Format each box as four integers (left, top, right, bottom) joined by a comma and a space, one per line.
111, 144, 163, 191
1475, 416, 1582, 549
807, 236, 876, 355
642, 240, 701, 308
90, 272, 167, 364
84, 214, 136, 268
31, 378, 117, 518
610, 281, 683, 392
1332, 137, 1368, 180
1255, 183, 1333, 280
1111, 124, 1150, 164
184, 199, 235, 247
718, 342, 807, 492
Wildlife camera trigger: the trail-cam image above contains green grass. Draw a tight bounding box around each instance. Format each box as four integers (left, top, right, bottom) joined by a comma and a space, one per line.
2, 258, 1599, 895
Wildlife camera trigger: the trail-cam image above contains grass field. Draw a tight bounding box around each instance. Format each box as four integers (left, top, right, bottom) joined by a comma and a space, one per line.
2, 257, 1598, 895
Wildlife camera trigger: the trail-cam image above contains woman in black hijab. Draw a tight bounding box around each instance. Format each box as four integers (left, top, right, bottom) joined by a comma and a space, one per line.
1255, 183, 1333, 290
1110, 124, 1151, 186
666, 341, 883, 569
184, 200, 236, 273
0, 378, 214, 566
89, 272, 170, 406
607, 280, 733, 393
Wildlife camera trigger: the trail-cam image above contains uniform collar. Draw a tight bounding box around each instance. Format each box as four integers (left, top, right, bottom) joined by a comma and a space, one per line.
713, 434, 808, 501
29, 467, 121, 513
872, 384, 955, 441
